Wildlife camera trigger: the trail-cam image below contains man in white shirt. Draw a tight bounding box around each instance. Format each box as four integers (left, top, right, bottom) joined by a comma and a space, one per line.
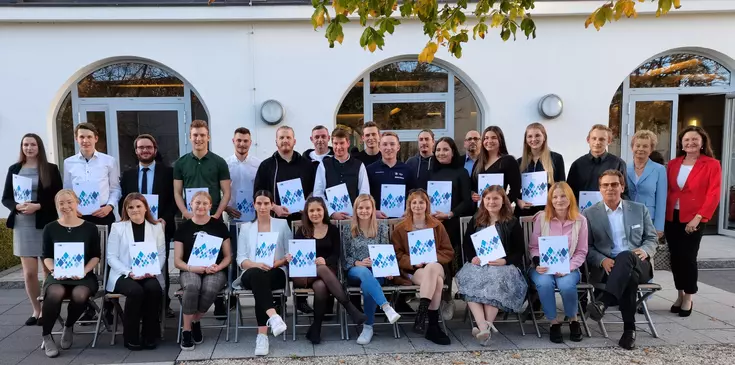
313, 128, 370, 220
303, 125, 333, 171
63, 122, 121, 324
63, 122, 121, 227
225, 127, 261, 222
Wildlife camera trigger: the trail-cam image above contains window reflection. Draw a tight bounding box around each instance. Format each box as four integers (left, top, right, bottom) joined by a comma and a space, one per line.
78, 62, 184, 97
56, 93, 75, 160
608, 84, 623, 157
369, 61, 448, 93
629, 53, 731, 88
373, 102, 445, 130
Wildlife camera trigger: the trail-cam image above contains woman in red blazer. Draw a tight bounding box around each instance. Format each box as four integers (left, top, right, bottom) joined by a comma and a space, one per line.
664, 126, 721, 318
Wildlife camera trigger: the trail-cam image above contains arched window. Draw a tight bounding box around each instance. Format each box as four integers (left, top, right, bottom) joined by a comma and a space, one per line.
336, 60, 481, 161
55, 61, 208, 172
629, 53, 731, 88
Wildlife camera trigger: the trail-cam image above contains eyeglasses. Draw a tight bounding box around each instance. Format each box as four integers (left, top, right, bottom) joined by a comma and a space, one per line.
465, 137, 480, 142
136, 146, 155, 151
600, 182, 621, 189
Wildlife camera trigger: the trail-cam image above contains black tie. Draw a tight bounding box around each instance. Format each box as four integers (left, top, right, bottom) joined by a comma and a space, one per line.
141, 167, 149, 194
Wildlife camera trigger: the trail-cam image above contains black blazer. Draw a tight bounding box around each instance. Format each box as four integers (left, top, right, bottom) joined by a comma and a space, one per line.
119, 163, 176, 239
2, 162, 63, 229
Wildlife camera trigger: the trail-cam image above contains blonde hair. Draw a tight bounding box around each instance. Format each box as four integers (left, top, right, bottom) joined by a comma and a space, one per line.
55, 189, 79, 205
350, 194, 378, 238
543, 182, 580, 222
520, 123, 555, 184
588, 124, 613, 142
191, 191, 213, 213
631, 129, 658, 149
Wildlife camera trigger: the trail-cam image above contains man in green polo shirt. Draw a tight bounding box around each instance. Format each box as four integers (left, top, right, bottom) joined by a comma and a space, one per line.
174, 119, 231, 219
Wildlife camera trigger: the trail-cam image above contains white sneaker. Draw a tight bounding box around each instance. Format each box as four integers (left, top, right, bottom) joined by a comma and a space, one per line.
383, 305, 401, 324
356, 324, 374, 345
254, 334, 269, 356
266, 314, 287, 337
441, 300, 455, 321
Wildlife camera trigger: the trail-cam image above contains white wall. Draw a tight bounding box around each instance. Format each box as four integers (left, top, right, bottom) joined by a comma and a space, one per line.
2, 11, 735, 218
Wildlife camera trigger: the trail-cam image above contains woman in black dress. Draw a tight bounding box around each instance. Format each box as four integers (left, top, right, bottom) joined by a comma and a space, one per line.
516, 123, 565, 217
40, 189, 101, 358
292, 196, 365, 344
471, 126, 522, 207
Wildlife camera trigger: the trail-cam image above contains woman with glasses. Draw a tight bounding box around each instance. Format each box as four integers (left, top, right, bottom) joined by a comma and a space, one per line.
341, 194, 401, 345
292, 196, 366, 344
392, 189, 454, 345
456, 186, 527, 346
516, 123, 565, 217
427, 136, 473, 319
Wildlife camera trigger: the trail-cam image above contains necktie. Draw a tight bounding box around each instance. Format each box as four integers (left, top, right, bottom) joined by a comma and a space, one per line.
141, 167, 149, 194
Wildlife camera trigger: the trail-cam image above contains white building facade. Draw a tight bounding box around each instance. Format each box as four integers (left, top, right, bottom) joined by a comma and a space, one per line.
0, 0, 734, 236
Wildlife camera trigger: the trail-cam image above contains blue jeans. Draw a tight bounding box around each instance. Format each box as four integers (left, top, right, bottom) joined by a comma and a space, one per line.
346, 266, 387, 325
529, 269, 580, 320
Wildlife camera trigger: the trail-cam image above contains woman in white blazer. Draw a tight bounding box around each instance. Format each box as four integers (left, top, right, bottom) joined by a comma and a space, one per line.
106, 193, 166, 350
235, 190, 291, 356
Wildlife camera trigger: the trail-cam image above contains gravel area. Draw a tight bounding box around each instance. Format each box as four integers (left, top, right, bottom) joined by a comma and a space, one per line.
182, 344, 735, 365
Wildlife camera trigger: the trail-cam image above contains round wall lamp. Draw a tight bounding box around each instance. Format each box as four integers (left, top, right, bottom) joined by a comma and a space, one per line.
538, 94, 563, 119
261, 99, 285, 125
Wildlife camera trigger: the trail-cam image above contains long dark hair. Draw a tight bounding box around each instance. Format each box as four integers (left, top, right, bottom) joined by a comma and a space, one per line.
253, 190, 275, 221
433, 136, 462, 169
676, 125, 715, 158
473, 126, 509, 179
18, 133, 51, 188
121, 193, 158, 224
300, 196, 330, 238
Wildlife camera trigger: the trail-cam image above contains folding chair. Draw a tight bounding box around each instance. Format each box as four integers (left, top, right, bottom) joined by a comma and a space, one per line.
289, 220, 344, 341
459, 216, 527, 336
590, 257, 662, 338
231, 222, 288, 343
381, 218, 449, 338
35, 225, 108, 348
341, 218, 400, 340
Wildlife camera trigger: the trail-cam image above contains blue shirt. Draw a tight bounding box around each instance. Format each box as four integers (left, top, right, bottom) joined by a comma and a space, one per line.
605, 200, 627, 257
464, 155, 476, 176
366, 159, 417, 209
138, 161, 156, 194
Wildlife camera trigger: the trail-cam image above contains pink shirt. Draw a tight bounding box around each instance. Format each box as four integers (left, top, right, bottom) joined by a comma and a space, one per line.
530, 214, 589, 271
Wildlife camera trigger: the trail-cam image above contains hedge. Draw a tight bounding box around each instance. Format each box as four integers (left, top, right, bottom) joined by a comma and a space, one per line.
0, 219, 19, 271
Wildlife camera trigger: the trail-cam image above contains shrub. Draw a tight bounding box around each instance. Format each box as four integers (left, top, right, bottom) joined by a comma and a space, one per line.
0, 219, 19, 271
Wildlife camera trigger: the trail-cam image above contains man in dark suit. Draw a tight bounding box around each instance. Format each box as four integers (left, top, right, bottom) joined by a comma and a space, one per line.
582, 169, 657, 350
120, 134, 176, 317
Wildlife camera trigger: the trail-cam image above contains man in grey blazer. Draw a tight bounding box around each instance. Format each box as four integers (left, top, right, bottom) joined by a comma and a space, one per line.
582, 170, 657, 350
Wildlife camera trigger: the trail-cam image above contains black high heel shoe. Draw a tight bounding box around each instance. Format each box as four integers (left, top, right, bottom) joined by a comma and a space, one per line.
679, 302, 693, 317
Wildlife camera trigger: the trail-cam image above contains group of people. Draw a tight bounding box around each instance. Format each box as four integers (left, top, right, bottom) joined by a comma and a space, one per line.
1, 118, 722, 357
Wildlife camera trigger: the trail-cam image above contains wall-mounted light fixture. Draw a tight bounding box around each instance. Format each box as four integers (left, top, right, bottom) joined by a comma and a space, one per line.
261, 99, 285, 126
538, 94, 563, 119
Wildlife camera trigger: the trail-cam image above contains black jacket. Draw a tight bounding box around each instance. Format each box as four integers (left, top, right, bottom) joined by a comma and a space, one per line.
567, 152, 629, 201
471, 154, 522, 203
462, 216, 525, 267
406, 154, 434, 191
119, 163, 176, 240
2, 162, 63, 229
253, 151, 315, 207
303, 147, 333, 173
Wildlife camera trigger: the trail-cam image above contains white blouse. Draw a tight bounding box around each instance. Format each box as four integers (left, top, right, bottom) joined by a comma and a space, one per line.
674, 165, 694, 210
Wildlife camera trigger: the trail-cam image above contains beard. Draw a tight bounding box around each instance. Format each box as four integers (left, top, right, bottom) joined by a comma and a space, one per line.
138, 154, 155, 164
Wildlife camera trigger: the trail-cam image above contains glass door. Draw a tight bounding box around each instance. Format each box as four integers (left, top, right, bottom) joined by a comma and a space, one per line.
722, 97, 735, 237
77, 104, 110, 154
625, 95, 679, 164
111, 103, 186, 171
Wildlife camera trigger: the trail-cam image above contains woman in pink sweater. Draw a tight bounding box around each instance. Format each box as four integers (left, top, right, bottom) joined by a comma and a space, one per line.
529, 182, 588, 344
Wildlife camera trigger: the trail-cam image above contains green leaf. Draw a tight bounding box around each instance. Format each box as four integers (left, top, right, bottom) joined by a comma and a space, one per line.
399, 0, 414, 17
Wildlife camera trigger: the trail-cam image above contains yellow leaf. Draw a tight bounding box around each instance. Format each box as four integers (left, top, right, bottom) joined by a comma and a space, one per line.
419, 42, 437, 63
315, 9, 325, 27
336, 33, 344, 44
584, 13, 594, 29
368, 41, 377, 52
491, 12, 504, 27
673, 0, 681, 8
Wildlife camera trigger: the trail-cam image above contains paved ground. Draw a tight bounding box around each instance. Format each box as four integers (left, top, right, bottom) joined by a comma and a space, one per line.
699, 269, 735, 293
0, 271, 734, 365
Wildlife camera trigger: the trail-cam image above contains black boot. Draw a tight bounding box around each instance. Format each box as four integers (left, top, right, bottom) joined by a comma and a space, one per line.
424, 310, 451, 345
342, 300, 367, 325
306, 322, 322, 344
413, 298, 430, 334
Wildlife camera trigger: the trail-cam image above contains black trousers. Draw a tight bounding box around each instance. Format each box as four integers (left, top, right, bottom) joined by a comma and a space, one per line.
242, 268, 287, 326
665, 210, 704, 294
596, 251, 652, 325
113, 277, 162, 344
